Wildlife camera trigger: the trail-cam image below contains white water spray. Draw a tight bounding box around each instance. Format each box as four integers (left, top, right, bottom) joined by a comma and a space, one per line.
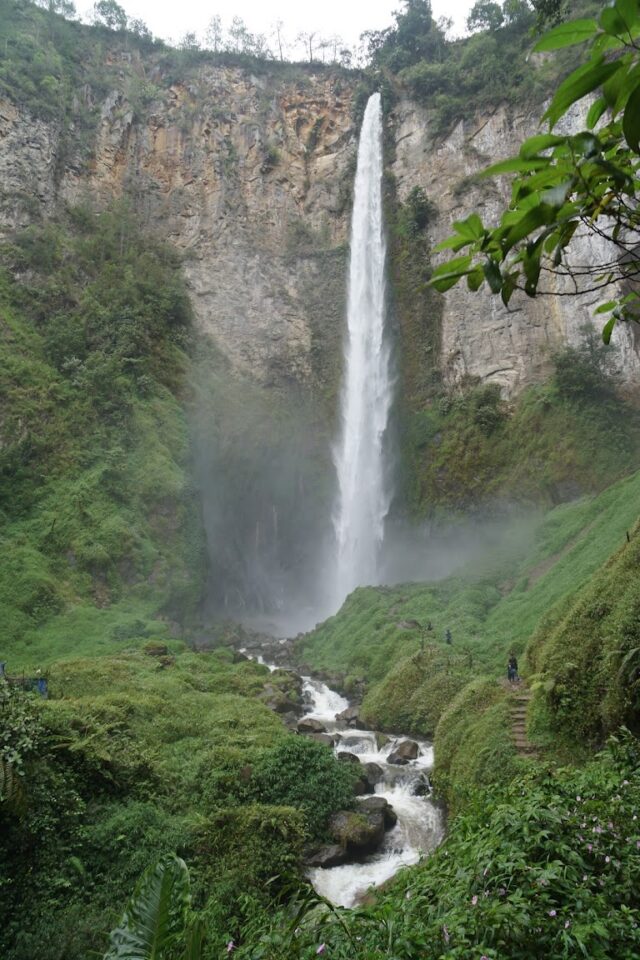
332, 92, 393, 606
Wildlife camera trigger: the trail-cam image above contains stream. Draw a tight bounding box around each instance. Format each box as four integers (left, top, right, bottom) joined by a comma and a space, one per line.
300, 676, 444, 907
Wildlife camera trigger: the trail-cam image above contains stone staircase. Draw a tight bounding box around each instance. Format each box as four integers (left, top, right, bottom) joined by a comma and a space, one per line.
510, 687, 538, 757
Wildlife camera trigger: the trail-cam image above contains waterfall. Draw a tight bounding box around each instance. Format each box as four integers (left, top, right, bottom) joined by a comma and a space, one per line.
332, 92, 392, 606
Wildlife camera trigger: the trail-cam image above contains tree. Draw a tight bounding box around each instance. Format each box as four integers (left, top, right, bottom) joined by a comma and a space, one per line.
467, 0, 504, 33
205, 14, 223, 53
296, 29, 318, 61
271, 19, 286, 61
93, 0, 127, 31
430, 0, 640, 344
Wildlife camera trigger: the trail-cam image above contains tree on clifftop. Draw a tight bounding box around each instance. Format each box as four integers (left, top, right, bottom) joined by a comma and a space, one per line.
430, 0, 640, 344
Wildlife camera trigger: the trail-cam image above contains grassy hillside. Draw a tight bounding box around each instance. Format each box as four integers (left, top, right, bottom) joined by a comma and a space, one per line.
299, 469, 640, 688
0, 641, 359, 960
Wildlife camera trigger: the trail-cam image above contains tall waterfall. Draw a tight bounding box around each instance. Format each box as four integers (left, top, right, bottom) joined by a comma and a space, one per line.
332, 92, 393, 605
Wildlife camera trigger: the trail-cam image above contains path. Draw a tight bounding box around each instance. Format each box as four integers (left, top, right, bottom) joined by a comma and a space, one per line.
509, 685, 538, 757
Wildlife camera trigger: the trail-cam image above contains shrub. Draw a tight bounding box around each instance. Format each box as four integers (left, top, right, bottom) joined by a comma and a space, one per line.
249, 736, 355, 839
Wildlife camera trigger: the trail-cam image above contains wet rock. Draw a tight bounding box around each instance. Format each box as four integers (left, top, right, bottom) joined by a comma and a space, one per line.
297, 717, 327, 734
413, 773, 431, 796
375, 732, 390, 750
305, 844, 349, 868
336, 705, 361, 727
280, 711, 300, 730
337, 751, 361, 763
352, 777, 369, 796
361, 761, 384, 791
329, 809, 385, 856
388, 739, 419, 765
262, 683, 303, 716
356, 796, 398, 829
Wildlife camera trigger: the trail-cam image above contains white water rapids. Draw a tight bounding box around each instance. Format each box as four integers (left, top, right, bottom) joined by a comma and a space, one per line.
332, 92, 393, 606
302, 677, 445, 908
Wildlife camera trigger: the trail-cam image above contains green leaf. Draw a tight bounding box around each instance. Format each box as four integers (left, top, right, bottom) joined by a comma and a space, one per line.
600, 5, 629, 37
594, 300, 617, 315
544, 58, 624, 128
533, 18, 598, 52
586, 97, 608, 129
622, 83, 640, 153
483, 259, 502, 294
504, 203, 555, 250
467, 266, 484, 291
519, 134, 567, 159
481, 157, 551, 178
615, 0, 640, 30
105, 855, 192, 960
449, 213, 486, 244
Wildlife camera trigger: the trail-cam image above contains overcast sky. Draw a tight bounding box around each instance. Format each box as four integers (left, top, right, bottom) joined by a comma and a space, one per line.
79, 0, 475, 51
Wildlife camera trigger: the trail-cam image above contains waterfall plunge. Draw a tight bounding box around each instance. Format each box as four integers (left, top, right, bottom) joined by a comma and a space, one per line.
332, 93, 393, 606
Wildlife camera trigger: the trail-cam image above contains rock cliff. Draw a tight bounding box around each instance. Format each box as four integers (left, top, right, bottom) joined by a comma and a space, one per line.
391, 98, 640, 396
1, 60, 357, 391
2, 56, 638, 399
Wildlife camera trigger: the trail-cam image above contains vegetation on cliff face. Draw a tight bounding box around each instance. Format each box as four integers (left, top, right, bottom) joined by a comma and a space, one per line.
0, 203, 204, 669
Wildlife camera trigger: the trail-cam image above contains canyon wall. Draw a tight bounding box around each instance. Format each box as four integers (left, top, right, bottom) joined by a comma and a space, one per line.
1, 54, 639, 399
391, 97, 640, 397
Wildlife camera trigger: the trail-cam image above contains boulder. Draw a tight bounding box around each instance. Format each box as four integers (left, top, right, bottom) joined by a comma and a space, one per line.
305, 844, 349, 868
329, 809, 385, 856
356, 796, 398, 830
337, 751, 361, 763
297, 717, 327, 735
375, 732, 390, 750
261, 684, 304, 716
336, 705, 361, 727
388, 739, 419, 765
352, 777, 369, 796
361, 761, 384, 791
413, 773, 431, 796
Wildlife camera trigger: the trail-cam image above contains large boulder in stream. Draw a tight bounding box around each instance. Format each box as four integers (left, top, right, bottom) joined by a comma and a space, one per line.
329, 809, 385, 856
305, 844, 349, 869
337, 751, 361, 763
361, 762, 384, 791
388, 739, 420, 765
336, 705, 362, 727
297, 717, 327, 735
356, 796, 398, 829
261, 683, 303, 716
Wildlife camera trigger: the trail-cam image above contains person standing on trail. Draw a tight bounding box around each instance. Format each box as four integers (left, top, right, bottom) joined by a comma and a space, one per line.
445, 628, 452, 645
507, 653, 519, 683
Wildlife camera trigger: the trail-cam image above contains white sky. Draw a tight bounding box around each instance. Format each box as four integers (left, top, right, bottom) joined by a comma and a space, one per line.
79, 0, 474, 52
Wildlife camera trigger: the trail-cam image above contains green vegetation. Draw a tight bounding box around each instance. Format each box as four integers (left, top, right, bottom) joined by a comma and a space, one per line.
300, 467, 640, 687
402, 334, 639, 515
232, 734, 640, 959
0, 645, 353, 959
0, 203, 201, 668
363, 0, 600, 131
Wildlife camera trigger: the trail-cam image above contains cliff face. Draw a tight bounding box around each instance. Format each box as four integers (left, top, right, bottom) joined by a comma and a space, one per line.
2, 58, 639, 400
391, 98, 640, 397
0, 60, 357, 390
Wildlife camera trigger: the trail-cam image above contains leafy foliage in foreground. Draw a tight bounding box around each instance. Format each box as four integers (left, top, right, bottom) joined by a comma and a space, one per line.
430, 0, 640, 338
231, 734, 640, 959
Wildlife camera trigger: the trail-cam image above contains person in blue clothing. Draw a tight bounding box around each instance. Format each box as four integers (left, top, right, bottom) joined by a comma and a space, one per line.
507, 653, 519, 683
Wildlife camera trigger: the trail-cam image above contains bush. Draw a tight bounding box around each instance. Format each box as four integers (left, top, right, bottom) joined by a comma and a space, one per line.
249, 736, 356, 839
